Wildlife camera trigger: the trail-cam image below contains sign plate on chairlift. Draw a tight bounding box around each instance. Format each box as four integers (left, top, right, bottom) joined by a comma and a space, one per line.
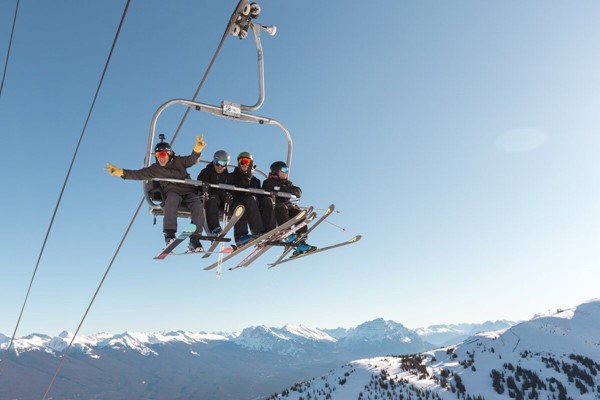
222, 101, 241, 118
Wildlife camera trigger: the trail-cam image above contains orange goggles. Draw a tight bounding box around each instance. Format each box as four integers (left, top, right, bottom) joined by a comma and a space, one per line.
156, 151, 170, 158
239, 157, 252, 166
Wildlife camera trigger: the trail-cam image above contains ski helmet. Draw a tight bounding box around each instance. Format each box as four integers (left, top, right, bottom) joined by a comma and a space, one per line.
154, 136, 172, 161
237, 151, 253, 162
213, 150, 230, 167
270, 161, 288, 174
154, 139, 171, 153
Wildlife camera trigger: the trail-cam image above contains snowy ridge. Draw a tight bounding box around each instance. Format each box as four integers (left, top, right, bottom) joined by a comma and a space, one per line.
232, 324, 336, 355
347, 318, 415, 342
415, 320, 517, 346
0, 320, 449, 359
0, 320, 432, 360
324, 318, 419, 344
282, 324, 337, 343
270, 299, 600, 400
0, 329, 228, 356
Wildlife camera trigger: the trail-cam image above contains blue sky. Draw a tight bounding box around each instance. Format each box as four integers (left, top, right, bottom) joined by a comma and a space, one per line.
1, 1, 599, 336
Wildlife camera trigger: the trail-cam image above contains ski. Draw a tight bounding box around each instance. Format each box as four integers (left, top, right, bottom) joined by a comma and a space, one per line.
203, 208, 310, 271
171, 247, 234, 256
268, 204, 335, 268
268, 235, 362, 267
154, 224, 197, 260
202, 204, 245, 259
230, 211, 317, 270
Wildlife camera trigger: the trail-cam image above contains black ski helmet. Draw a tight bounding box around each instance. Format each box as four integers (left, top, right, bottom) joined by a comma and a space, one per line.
270, 161, 288, 174
213, 150, 230, 166
154, 141, 171, 153
154, 135, 172, 158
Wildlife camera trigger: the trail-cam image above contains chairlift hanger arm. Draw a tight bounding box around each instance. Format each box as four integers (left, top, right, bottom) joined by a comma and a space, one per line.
239, 23, 267, 111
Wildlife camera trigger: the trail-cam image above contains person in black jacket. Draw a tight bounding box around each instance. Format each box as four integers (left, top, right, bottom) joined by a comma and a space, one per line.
229, 152, 275, 246
104, 135, 206, 252
262, 161, 316, 255
197, 150, 233, 235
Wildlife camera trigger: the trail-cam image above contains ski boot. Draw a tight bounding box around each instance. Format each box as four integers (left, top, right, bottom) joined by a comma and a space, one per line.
235, 234, 254, 247
283, 234, 296, 244
164, 232, 176, 247
188, 239, 204, 253
292, 241, 316, 257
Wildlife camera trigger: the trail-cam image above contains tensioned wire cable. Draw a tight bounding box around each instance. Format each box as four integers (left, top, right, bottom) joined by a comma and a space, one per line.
40, 2, 242, 399
0, 0, 131, 380
0, 0, 19, 97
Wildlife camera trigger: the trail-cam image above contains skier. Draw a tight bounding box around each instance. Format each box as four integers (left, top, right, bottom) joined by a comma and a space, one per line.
104, 135, 207, 252
229, 152, 276, 246
262, 161, 316, 255
197, 150, 233, 236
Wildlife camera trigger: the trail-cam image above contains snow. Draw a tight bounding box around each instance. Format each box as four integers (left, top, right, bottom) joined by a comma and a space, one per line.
282, 324, 337, 342
271, 299, 600, 400
3, 299, 600, 400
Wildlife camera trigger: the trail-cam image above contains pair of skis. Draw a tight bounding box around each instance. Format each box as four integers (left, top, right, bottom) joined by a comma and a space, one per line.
154, 204, 362, 269
268, 235, 362, 267
153, 205, 245, 260
266, 204, 362, 268
203, 207, 312, 271
229, 208, 316, 271
217, 204, 361, 270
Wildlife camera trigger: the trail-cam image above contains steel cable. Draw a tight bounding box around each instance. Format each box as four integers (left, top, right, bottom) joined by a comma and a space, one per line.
0, 0, 131, 382
0, 0, 19, 97
39, 1, 241, 398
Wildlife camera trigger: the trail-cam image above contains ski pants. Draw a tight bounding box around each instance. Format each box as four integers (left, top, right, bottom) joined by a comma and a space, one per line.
163, 191, 205, 240
205, 194, 225, 233
258, 196, 277, 232
232, 195, 264, 240
274, 203, 307, 236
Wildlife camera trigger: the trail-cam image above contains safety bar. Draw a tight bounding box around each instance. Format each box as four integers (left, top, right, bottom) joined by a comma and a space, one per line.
152, 177, 298, 200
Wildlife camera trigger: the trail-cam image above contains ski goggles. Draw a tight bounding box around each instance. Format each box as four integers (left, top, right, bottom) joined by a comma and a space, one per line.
279, 166, 289, 173
238, 157, 252, 166
214, 159, 228, 167
155, 151, 170, 158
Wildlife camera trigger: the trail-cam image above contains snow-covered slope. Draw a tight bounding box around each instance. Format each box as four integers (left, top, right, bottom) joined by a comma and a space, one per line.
271, 299, 600, 400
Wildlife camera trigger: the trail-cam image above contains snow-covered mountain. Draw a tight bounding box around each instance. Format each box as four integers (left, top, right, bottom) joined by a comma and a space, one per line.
3, 303, 589, 400
415, 320, 517, 346
269, 299, 600, 400
0, 320, 433, 400
324, 318, 430, 358
232, 324, 337, 356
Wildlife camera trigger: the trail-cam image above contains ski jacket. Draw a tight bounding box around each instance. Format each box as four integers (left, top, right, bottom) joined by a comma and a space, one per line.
122, 151, 200, 196
262, 174, 302, 204
230, 167, 261, 199
198, 163, 232, 198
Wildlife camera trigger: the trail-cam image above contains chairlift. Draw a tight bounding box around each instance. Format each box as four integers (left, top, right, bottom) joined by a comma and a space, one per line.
143, 0, 292, 219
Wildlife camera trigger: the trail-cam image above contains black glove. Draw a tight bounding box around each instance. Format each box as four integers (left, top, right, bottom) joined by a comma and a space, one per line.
223, 192, 234, 205
290, 185, 302, 198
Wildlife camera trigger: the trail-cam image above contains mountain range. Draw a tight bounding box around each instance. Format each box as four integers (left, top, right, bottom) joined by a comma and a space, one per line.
270, 299, 600, 400
0, 318, 512, 399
